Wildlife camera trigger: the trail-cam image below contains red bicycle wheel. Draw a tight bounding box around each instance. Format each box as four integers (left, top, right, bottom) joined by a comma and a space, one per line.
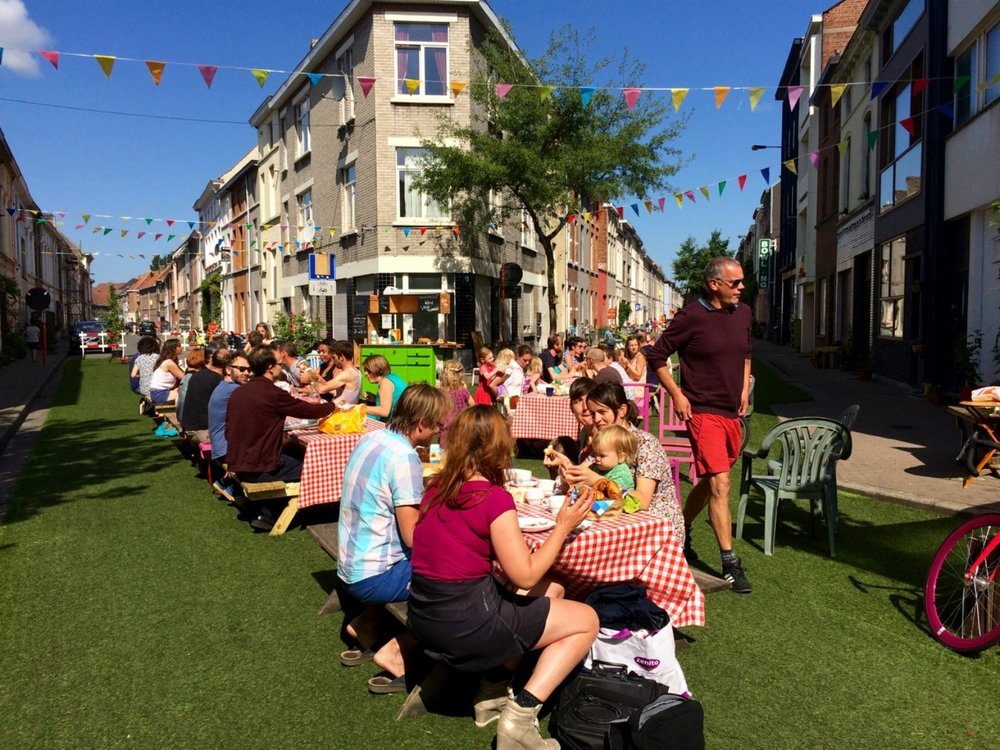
924, 514, 1000, 652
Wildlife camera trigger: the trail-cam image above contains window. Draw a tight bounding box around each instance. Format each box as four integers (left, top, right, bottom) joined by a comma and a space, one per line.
956, 22, 1000, 127
840, 136, 851, 212
860, 113, 872, 198
298, 190, 313, 232
520, 208, 535, 249
879, 237, 905, 339
818, 277, 828, 337
337, 46, 355, 124
342, 163, 356, 230
295, 98, 310, 158
879, 76, 923, 213
396, 148, 447, 220
883, 0, 923, 62
407, 274, 442, 290
394, 23, 448, 96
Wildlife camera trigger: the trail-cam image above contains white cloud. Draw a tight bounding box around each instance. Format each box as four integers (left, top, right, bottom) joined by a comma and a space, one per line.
0, 0, 52, 77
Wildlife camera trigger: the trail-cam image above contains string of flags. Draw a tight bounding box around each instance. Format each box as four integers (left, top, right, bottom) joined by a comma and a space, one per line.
3, 45, 996, 111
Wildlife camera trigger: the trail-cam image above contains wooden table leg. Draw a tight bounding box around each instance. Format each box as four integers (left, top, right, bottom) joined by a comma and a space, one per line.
269, 496, 299, 536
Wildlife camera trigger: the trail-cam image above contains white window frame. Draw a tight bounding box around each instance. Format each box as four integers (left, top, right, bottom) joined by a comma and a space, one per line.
520, 208, 535, 250
294, 96, 311, 159
395, 147, 448, 223
878, 237, 906, 340
336, 41, 356, 125
955, 21, 1000, 128
388, 13, 454, 103
342, 162, 357, 231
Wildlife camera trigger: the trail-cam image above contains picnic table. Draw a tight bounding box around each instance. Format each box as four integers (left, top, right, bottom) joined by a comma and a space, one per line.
514, 504, 705, 628
288, 419, 385, 507
509, 392, 579, 443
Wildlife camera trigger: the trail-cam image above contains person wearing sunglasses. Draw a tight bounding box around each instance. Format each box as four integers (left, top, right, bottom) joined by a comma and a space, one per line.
646, 257, 754, 594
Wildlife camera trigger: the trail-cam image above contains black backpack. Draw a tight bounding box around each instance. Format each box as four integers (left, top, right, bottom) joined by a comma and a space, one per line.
550, 662, 704, 750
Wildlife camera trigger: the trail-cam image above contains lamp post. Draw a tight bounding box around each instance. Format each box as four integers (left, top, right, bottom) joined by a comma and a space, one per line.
751, 144, 782, 151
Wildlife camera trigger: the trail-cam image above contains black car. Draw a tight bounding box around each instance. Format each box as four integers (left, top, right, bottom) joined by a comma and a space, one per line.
138, 320, 158, 337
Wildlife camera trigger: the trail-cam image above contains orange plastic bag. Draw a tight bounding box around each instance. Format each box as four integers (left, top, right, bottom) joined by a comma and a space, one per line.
318, 406, 367, 435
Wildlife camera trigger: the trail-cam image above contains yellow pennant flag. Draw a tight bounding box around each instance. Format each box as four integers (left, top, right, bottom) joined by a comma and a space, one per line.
539, 85, 554, 101
699, 186, 710, 201
146, 60, 166, 86
328, 227, 337, 237
94, 55, 116, 79
449, 81, 466, 97
121, 230, 128, 238
404, 78, 420, 94
830, 83, 847, 107
784, 159, 797, 175
208, 220, 216, 229
251, 69, 269, 88
674, 193, 683, 208
713, 86, 731, 109
749, 87, 765, 111
836, 140, 849, 157
671, 88, 688, 112
644, 200, 653, 214
82, 214, 91, 224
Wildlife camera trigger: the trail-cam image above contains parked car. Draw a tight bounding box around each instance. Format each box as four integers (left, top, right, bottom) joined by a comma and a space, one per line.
70, 320, 106, 353
138, 320, 157, 337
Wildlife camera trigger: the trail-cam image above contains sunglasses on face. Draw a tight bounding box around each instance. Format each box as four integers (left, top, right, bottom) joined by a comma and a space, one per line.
230, 365, 250, 372
714, 277, 745, 288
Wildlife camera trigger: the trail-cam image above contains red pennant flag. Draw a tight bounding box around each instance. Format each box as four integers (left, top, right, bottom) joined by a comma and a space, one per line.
684, 191, 696, 204
198, 65, 218, 88
616, 206, 624, 219
657, 197, 665, 212
166, 219, 174, 227
419, 227, 427, 236
738, 174, 747, 191
137, 231, 146, 239
899, 116, 916, 137
623, 88, 641, 112
39, 50, 59, 69
357, 76, 376, 98
154, 233, 163, 241
912, 77, 929, 96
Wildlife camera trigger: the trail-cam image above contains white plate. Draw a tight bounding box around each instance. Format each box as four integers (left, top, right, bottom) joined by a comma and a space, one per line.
506, 480, 537, 489
518, 516, 556, 532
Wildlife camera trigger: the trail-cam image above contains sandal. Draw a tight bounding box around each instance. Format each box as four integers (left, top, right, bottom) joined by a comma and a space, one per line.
367, 673, 407, 695
339, 648, 375, 667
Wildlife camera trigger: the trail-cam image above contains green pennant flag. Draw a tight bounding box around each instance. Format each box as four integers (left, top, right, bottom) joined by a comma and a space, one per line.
167, 234, 175, 242
953, 75, 970, 93
145, 218, 153, 225
718, 181, 727, 197
867, 130, 878, 150
103, 227, 113, 235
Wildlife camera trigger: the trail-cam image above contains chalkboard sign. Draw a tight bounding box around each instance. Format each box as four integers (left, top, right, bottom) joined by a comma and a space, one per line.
378, 295, 391, 313
353, 296, 370, 316
418, 295, 440, 312
349, 315, 368, 339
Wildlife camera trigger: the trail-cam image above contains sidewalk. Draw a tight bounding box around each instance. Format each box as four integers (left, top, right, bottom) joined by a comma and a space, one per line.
752, 339, 999, 515
0, 341, 69, 457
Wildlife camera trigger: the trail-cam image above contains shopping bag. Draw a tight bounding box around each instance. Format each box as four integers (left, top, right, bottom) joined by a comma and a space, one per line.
585, 626, 689, 695
318, 405, 367, 435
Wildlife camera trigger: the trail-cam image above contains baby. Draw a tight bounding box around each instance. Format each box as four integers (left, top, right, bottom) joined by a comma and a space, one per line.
588, 424, 637, 493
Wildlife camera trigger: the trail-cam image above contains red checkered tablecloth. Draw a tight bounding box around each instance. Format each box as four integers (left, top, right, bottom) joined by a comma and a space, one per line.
516, 505, 705, 628
289, 419, 385, 508
509, 393, 580, 442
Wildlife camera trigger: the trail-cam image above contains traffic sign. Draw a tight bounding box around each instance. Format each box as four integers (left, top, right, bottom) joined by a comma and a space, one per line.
26, 288, 51, 311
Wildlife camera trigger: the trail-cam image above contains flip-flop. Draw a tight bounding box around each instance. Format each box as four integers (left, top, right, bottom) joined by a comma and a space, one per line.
367, 673, 406, 695
339, 648, 375, 667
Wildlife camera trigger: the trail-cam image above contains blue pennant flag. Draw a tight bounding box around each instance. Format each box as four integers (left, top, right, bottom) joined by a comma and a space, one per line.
760, 167, 770, 185
307, 72, 323, 87
871, 81, 888, 100
580, 86, 596, 107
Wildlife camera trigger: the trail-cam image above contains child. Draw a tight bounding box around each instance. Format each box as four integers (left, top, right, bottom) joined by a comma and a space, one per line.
588, 423, 637, 492
473, 347, 507, 405
526, 356, 544, 393
439, 360, 474, 447
494, 349, 515, 397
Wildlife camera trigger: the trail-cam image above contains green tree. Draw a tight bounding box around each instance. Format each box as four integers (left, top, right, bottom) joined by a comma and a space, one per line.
417, 27, 687, 327
100, 284, 125, 340
617, 299, 632, 328
272, 311, 324, 355
671, 230, 733, 298
199, 271, 221, 328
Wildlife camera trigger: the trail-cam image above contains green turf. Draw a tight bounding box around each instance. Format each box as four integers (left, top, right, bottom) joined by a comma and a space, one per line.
1, 359, 998, 749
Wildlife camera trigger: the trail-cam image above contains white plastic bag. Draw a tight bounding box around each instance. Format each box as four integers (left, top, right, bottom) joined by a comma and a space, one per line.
585, 626, 689, 696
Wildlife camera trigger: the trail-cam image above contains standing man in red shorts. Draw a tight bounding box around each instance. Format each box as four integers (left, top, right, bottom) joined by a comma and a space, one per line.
647, 257, 753, 593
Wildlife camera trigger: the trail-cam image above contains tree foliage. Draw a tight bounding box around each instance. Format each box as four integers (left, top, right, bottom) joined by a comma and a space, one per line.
199, 271, 221, 328
148, 254, 166, 272
417, 26, 688, 328
671, 230, 733, 298
617, 299, 632, 328
272, 311, 325, 355
100, 284, 125, 339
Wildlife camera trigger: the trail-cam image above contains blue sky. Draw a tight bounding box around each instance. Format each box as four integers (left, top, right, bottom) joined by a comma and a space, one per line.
0, 0, 823, 284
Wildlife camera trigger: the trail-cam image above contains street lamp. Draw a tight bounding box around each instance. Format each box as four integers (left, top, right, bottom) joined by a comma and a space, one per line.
751, 144, 782, 151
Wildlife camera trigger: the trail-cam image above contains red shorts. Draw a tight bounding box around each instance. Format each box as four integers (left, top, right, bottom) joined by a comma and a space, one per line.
688, 413, 742, 476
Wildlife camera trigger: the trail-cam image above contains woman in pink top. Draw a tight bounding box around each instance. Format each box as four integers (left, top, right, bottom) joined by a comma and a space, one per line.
409, 406, 597, 750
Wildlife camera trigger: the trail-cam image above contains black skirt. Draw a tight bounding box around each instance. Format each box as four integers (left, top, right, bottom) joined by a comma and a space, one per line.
408, 573, 551, 673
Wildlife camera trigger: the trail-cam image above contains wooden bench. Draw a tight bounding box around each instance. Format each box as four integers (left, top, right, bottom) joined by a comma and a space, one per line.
232, 479, 300, 536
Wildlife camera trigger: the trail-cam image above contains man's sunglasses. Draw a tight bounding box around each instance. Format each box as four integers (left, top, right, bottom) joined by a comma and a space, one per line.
714, 277, 745, 288
230, 365, 251, 372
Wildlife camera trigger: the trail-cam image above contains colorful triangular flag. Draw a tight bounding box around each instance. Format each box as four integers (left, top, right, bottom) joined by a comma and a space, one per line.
145, 60, 165, 85
899, 116, 916, 137
623, 88, 641, 112
684, 191, 696, 204
82, 214, 91, 224
674, 193, 683, 208
39, 50, 59, 69
450, 81, 466, 97
748, 87, 765, 111
787, 85, 803, 110
718, 181, 726, 196
738, 174, 747, 191
761, 167, 770, 185
580, 86, 596, 107
699, 186, 710, 201
713, 86, 731, 109
251, 69, 269, 88
913, 77, 929, 96
836, 140, 849, 157
830, 83, 847, 107
867, 130, 878, 150
784, 159, 797, 175
495, 83, 513, 99
94, 55, 116, 79
199, 65, 217, 88
307, 72, 323, 87
404, 78, 420, 94
808, 151, 819, 168
671, 88, 688, 111
871, 81, 888, 99
539, 85, 554, 101
953, 75, 970, 93
358, 76, 376, 97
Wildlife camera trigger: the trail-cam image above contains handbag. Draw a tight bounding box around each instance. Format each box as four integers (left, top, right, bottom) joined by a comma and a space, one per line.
318, 405, 367, 435
585, 626, 689, 695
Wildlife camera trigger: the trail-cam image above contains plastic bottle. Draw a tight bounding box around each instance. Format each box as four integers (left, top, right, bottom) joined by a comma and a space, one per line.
429, 442, 441, 464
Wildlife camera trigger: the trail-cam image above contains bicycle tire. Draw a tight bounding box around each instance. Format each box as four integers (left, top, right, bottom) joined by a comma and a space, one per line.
924, 513, 1000, 652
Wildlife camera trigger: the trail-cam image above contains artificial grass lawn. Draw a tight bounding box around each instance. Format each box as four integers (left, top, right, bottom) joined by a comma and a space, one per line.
1, 359, 998, 749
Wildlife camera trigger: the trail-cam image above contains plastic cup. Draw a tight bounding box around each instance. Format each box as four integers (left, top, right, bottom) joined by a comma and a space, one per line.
546, 386, 554, 397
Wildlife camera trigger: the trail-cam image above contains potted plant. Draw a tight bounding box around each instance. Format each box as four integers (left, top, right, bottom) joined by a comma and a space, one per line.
954, 330, 983, 400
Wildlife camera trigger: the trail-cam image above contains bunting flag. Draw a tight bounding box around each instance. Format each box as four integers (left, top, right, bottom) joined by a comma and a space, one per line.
836, 140, 849, 157
566, 213, 576, 224
913, 77, 929, 95
307, 72, 324, 87
808, 151, 819, 168
631, 204, 640, 217
167, 234, 175, 242
251, 69, 269, 88
0, 47, 3, 66
82, 214, 90, 224
937, 103, 954, 119
623, 88, 641, 112
657, 197, 665, 212
748, 86, 765, 111
580, 86, 596, 107
39, 50, 59, 69
95, 55, 116, 79
699, 186, 710, 201
784, 159, 797, 175
953, 75, 970, 93
120, 230, 128, 238
786, 85, 803, 110
713, 86, 731, 109
867, 130, 878, 150
198, 65, 217, 88
496, 83, 513, 99
145, 60, 165, 85
718, 181, 727, 196
449, 81, 466, 97
899, 116, 916, 137
420, 227, 427, 236
137, 231, 146, 239
329, 227, 336, 237
166, 219, 174, 227
404, 78, 420, 94
539, 85, 554, 101
674, 193, 683, 208
738, 174, 747, 191
644, 200, 653, 214
144, 217, 153, 225
583, 211, 591, 222
670, 88, 688, 111
155, 233, 163, 241
357, 76, 376, 97
760, 167, 770, 185
830, 83, 847, 107
684, 191, 696, 204
616, 206, 624, 219
871, 81, 888, 99
103, 227, 112, 235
